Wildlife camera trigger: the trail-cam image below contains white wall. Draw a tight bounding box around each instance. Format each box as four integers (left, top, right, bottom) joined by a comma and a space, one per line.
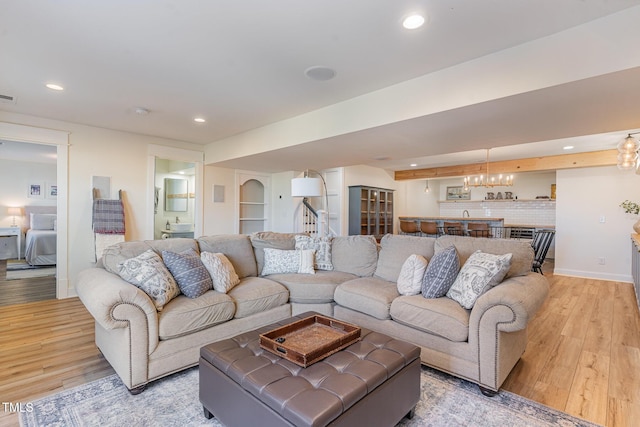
271, 171, 296, 233
202, 165, 237, 236
555, 165, 640, 282
0, 158, 57, 228
398, 179, 442, 218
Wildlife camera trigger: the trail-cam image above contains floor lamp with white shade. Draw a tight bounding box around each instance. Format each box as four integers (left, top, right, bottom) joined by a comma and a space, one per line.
291, 171, 330, 236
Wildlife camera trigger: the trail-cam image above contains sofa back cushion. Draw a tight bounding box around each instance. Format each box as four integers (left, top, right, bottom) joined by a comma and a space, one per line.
102, 238, 198, 275
197, 235, 257, 278
374, 234, 436, 282
434, 235, 533, 278
249, 232, 305, 274
331, 235, 378, 277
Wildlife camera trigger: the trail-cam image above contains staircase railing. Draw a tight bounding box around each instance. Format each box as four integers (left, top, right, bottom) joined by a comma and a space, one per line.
301, 198, 319, 236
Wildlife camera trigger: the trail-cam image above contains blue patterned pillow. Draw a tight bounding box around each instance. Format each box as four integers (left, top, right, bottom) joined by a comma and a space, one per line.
162, 248, 213, 298
421, 246, 460, 299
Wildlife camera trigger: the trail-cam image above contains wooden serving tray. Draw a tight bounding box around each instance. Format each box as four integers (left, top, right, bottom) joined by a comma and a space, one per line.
259, 315, 361, 367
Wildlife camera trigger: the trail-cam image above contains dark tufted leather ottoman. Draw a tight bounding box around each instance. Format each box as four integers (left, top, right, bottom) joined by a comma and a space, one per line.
199, 312, 421, 427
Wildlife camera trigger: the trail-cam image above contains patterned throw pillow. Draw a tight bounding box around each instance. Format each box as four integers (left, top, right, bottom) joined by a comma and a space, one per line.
397, 254, 429, 296
421, 246, 460, 299
294, 235, 333, 270
162, 248, 213, 299
261, 248, 316, 275
117, 249, 180, 311
446, 250, 513, 309
200, 252, 240, 293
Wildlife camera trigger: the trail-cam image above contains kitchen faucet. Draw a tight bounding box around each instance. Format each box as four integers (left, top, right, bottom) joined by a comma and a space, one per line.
463, 210, 470, 218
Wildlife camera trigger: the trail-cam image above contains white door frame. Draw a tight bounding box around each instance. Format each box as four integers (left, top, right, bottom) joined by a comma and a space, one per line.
0, 122, 70, 298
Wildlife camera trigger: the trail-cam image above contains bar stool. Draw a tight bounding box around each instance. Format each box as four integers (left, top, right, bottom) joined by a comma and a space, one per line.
419, 221, 440, 237
443, 221, 464, 236
399, 220, 419, 236
467, 222, 491, 237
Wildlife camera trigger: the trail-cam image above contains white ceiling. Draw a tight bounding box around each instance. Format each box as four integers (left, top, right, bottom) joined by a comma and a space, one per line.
1, 1, 640, 173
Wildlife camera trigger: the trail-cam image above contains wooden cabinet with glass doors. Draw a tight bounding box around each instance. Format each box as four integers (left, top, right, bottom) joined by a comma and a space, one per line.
348, 186, 394, 240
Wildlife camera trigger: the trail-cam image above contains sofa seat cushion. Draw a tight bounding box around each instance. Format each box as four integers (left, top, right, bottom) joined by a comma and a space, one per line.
334, 277, 399, 320
227, 277, 289, 319
390, 295, 470, 342
158, 291, 235, 340
267, 271, 358, 304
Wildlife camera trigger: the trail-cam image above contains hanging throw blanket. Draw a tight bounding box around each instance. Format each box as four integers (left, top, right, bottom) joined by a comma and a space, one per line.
92, 199, 125, 234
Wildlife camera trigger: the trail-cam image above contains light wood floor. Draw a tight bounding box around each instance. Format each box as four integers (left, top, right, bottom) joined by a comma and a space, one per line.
1, 269, 639, 426
0, 260, 57, 307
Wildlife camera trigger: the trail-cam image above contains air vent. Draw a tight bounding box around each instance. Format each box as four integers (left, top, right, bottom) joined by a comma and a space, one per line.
0, 93, 17, 104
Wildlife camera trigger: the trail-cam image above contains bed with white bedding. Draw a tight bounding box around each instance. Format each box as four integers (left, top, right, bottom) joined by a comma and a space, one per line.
24, 207, 57, 266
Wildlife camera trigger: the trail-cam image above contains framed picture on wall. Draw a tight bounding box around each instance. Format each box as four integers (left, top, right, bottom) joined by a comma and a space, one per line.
446, 186, 471, 200
47, 182, 58, 199
27, 182, 45, 199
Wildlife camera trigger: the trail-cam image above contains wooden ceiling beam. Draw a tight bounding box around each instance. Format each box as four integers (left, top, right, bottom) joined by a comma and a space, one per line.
394, 149, 618, 181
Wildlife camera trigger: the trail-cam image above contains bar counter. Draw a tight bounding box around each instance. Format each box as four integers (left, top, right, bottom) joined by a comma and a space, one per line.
399, 216, 505, 226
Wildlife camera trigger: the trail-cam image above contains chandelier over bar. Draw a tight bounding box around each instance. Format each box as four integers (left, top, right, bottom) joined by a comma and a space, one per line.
463, 149, 513, 190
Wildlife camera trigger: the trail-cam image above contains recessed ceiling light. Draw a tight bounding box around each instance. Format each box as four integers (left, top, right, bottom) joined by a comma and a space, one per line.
304, 66, 337, 81
194, 117, 206, 123
410, 163, 418, 167
45, 83, 64, 91
563, 145, 574, 150
403, 14, 425, 30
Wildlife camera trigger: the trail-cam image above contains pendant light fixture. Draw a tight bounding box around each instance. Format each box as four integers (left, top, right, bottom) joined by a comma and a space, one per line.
463, 149, 513, 190
424, 180, 430, 193
617, 132, 640, 171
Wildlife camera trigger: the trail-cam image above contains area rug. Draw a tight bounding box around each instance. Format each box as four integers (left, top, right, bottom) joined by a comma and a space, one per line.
6, 260, 56, 280
20, 366, 600, 427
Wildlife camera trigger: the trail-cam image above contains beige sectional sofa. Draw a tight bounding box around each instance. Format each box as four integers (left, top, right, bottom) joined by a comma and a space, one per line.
76, 232, 549, 395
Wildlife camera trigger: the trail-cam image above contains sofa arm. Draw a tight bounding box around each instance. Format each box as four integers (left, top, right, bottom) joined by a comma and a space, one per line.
470, 272, 549, 334
76, 268, 159, 353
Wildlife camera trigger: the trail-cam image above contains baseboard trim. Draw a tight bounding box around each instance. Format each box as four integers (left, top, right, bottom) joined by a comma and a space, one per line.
553, 268, 632, 283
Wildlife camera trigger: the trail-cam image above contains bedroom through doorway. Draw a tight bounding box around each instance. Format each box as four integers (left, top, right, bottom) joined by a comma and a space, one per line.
0, 139, 58, 306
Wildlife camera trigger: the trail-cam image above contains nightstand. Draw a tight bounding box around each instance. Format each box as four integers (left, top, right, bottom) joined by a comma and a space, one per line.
0, 227, 22, 260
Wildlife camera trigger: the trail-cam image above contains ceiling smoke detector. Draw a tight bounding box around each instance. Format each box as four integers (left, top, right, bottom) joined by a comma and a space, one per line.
134, 107, 150, 115
304, 66, 336, 81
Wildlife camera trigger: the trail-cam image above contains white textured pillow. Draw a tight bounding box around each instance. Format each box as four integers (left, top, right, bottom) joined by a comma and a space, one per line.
261, 248, 316, 275
117, 249, 180, 311
200, 252, 240, 293
30, 213, 57, 230
446, 250, 513, 309
294, 235, 333, 270
397, 254, 429, 296
298, 249, 316, 274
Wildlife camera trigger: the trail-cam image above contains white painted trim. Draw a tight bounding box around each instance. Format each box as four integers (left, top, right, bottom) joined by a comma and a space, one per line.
553, 269, 633, 284
0, 121, 70, 298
